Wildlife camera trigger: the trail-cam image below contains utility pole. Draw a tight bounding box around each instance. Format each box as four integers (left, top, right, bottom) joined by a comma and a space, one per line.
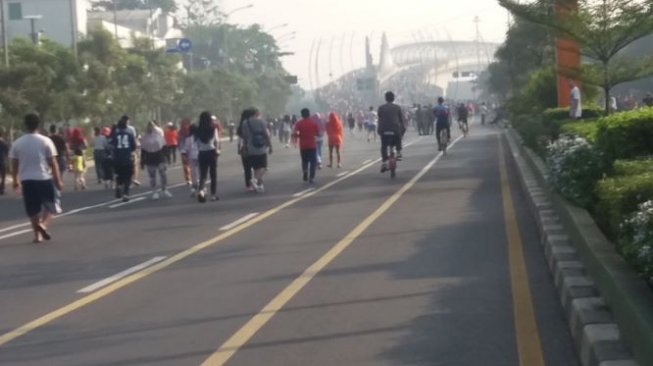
0, 0, 8, 67
112, 0, 118, 40
69, 0, 78, 59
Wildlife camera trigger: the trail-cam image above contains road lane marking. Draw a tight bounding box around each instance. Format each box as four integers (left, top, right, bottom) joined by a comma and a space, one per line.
108, 197, 147, 209
336, 171, 350, 178
77, 256, 168, 294
292, 188, 314, 198
0, 183, 187, 238
498, 137, 545, 366
362, 159, 372, 165
220, 213, 260, 231
0, 137, 423, 347
0, 229, 32, 241
199, 135, 463, 366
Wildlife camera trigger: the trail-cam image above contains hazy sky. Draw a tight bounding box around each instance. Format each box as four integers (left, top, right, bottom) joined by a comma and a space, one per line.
223, 0, 510, 89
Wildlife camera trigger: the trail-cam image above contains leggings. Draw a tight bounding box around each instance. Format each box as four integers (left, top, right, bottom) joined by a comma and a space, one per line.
198, 150, 217, 195
241, 154, 253, 187
147, 162, 168, 190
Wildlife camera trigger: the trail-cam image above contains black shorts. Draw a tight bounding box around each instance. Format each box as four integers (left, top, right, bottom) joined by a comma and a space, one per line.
22, 180, 56, 217
248, 154, 268, 170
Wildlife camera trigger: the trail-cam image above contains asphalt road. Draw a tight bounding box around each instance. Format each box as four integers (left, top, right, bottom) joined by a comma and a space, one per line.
0, 121, 580, 366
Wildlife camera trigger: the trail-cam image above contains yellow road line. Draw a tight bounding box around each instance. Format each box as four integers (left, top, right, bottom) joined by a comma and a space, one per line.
0, 140, 421, 348
498, 137, 545, 366
200, 135, 464, 366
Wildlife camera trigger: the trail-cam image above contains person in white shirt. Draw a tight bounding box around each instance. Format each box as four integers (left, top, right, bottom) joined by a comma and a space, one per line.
10, 113, 64, 243
92, 127, 108, 184
568, 79, 582, 120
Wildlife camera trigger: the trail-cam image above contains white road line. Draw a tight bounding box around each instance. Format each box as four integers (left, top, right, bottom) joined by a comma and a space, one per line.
77, 256, 168, 294
362, 159, 372, 165
0, 183, 187, 236
0, 229, 33, 241
220, 213, 260, 231
336, 171, 350, 178
108, 197, 147, 209
292, 188, 315, 198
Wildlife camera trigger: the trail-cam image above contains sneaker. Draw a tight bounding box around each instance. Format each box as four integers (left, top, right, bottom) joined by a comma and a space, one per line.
133, 180, 141, 186
163, 190, 173, 198
250, 178, 258, 190
152, 191, 160, 200
337, 163, 342, 168
302, 172, 308, 182
246, 186, 256, 192
122, 195, 130, 202
210, 195, 219, 201
197, 189, 206, 203
380, 163, 388, 173
190, 188, 197, 197
115, 187, 122, 199
397, 152, 403, 160
256, 184, 264, 193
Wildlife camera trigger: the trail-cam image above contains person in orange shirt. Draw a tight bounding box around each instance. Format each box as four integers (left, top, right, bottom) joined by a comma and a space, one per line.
326, 112, 344, 168
164, 122, 179, 165
178, 118, 192, 185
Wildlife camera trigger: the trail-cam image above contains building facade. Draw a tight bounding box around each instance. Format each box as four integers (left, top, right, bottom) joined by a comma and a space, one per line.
1, 0, 87, 47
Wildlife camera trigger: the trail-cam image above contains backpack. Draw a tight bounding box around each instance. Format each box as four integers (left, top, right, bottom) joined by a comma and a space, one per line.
247, 120, 267, 149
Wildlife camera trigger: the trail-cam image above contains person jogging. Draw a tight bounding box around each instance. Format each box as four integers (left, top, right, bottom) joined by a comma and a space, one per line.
240, 108, 273, 193
293, 108, 320, 184
141, 121, 172, 200
10, 113, 63, 243
196, 111, 221, 202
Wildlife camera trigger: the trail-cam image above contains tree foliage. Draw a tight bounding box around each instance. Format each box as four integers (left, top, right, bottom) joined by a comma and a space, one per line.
92, 0, 177, 13
499, 0, 653, 114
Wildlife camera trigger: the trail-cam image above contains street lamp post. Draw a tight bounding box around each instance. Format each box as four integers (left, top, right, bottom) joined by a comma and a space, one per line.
266, 23, 288, 33
222, 4, 254, 67
24, 15, 43, 45
1, 0, 8, 67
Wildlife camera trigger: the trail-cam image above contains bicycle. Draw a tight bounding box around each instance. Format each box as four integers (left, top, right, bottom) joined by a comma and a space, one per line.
458, 119, 469, 137
382, 131, 399, 179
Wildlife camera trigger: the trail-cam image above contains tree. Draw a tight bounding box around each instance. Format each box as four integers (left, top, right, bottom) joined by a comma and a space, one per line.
183, 0, 222, 26
500, 0, 653, 114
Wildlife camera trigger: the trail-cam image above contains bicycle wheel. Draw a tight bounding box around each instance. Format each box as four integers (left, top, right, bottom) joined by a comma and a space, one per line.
389, 156, 396, 179
440, 130, 448, 155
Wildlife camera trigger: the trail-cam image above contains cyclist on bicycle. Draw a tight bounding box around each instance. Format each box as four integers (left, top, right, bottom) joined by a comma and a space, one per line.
457, 103, 469, 133
378, 91, 406, 173
433, 97, 450, 151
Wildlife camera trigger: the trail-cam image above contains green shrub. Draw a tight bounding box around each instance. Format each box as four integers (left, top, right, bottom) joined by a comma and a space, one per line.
548, 136, 607, 207
595, 172, 653, 238
513, 114, 548, 155
619, 200, 653, 283
613, 159, 653, 176
596, 108, 653, 163
560, 120, 600, 143
542, 106, 603, 140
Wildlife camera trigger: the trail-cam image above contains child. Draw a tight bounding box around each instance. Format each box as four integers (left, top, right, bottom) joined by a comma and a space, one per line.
183, 124, 200, 197
71, 148, 87, 190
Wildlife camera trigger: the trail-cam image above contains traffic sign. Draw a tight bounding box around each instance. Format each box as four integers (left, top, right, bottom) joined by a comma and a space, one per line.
178, 38, 192, 53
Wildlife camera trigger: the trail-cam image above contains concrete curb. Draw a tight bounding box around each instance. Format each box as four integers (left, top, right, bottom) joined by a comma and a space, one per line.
503, 130, 638, 366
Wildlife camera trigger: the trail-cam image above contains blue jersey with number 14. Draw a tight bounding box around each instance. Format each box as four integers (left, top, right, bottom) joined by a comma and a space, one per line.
111, 129, 135, 165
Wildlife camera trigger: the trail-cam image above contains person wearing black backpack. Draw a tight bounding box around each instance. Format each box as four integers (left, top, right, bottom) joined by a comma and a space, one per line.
240, 108, 272, 193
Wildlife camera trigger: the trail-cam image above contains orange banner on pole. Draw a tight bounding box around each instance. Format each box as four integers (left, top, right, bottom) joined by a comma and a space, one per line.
555, 0, 580, 108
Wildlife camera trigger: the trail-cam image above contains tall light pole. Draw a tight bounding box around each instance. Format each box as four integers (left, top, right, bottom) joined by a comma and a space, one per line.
24, 15, 42, 45
224, 4, 254, 20
1, 0, 8, 67
222, 4, 254, 66
266, 23, 288, 33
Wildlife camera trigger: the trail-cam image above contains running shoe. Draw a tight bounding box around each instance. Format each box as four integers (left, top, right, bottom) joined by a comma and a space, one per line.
210, 195, 219, 201
152, 191, 160, 200
163, 190, 173, 198
198, 189, 206, 203
122, 195, 130, 202
302, 172, 308, 182
115, 187, 122, 199
133, 180, 141, 186
380, 163, 388, 173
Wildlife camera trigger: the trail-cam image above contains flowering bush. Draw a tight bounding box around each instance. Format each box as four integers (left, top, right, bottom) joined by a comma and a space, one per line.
547, 136, 606, 207
619, 200, 653, 283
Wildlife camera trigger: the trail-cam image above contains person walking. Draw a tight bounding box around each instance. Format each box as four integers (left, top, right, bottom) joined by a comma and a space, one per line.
100, 127, 114, 190
141, 121, 172, 200
326, 112, 344, 168
240, 108, 273, 193
178, 118, 193, 187
347, 112, 356, 136
0, 128, 8, 195
91, 126, 108, 184
312, 113, 325, 169
293, 108, 320, 184
164, 122, 178, 165
9, 113, 63, 243
48, 125, 69, 178
196, 111, 221, 202
183, 124, 200, 196
110, 116, 136, 202
71, 148, 87, 190
237, 109, 257, 192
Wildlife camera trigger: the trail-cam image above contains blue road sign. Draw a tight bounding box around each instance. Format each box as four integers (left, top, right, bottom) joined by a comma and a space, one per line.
178, 38, 192, 53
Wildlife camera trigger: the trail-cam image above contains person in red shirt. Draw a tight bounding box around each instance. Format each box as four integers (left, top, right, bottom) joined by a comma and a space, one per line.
164, 122, 179, 165
292, 108, 320, 183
